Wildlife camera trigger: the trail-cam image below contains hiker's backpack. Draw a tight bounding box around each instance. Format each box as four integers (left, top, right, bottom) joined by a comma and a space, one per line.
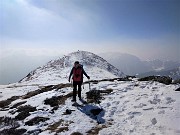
73, 67, 82, 82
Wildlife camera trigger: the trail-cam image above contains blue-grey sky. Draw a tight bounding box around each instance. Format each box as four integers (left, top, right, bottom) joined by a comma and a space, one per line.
1, 0, 180, 60
0, 0, 180, 84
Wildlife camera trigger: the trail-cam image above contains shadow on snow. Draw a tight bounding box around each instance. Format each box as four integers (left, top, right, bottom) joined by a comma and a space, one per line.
76, 99, 105, 124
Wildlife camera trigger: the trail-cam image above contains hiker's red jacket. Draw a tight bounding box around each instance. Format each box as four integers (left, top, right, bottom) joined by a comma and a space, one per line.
69, 64, 89, 82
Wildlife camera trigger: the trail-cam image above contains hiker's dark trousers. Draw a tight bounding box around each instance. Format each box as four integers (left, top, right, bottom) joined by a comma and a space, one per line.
73, 81, 82, 101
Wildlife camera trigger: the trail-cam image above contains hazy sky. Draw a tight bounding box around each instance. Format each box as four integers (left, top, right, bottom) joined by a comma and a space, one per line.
0, 0, 180, 84
1, 0, 180, 60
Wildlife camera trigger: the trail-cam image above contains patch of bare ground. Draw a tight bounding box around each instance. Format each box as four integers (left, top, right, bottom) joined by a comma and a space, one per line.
70, 132, 83, 135
86, 89, 113, 104
0, 96, 20, 109
10, 101, 27, 109
46, 119, 74, 134
15, 105, 37, 120
86, 124, 107, 135
22, 83, 71, 99
25, 116, 50, 126
84, 77, 132, 85
44, 91, 73, 108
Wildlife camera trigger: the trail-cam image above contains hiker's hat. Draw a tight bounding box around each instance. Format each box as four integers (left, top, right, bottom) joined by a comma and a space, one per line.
74, 61, 79, 64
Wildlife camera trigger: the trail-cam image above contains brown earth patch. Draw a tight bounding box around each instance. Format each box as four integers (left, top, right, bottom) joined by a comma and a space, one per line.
86, 125, 107, 135
25, 117, 50, 126
46, 119, 73, 134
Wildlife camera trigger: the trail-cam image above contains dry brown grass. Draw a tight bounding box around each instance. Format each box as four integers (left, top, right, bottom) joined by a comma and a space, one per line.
25, 117, 50, 126
46, 119, 74, 134
10, 101, 27, 109
86, 125, 107, 135
0, 96, 20, 109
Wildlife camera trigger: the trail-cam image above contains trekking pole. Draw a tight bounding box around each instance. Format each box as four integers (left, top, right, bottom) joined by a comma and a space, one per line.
82, 82, 84, 89
88, 79, 91, 91
71, 79, 73, 88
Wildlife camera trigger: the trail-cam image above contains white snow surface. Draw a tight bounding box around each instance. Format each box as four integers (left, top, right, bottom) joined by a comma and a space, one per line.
0, 79, 180, 135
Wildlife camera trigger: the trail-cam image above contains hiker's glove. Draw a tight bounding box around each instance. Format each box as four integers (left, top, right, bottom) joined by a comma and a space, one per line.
87, 76, 90, 79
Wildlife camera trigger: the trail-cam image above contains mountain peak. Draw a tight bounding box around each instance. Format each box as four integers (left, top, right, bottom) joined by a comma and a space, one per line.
20, 51, 125, 85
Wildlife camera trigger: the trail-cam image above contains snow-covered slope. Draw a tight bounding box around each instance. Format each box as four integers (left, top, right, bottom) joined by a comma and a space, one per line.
20, 51, 125, 85
0, 78, 180, 135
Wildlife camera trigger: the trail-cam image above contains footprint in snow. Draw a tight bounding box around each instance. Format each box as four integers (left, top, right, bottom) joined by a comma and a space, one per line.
105, 102, 111, 107
128, 112, 142, 117
143, 107, 154, 111
109, 107, 117, 115
139, 85, 146, 89
107, 97, 116, 101
134, 103, 147, 108
166, 97, 175, 104
158, 110, 165, 114
112, 101, 120, 105
126, 112, 142, 120
149, 94, 161, 104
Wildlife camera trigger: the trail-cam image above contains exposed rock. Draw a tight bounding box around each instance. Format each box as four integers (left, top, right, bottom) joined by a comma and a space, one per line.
151, 118, 157, 125
138, 76, 172, 85
175, 87, 180, 91
173, 79, 180, 84
71, 132, 83, 135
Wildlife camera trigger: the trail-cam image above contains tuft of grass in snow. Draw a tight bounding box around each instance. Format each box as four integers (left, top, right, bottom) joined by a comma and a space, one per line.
0, 128, 27, 135
0, 116, 26, 135
46, 119, 74, 134
15, 105, 37, 120
25, 117, 49, 126
86, 89, 113, 103
44, 91, 73, 107
10, 101, 27, 109
22, 83, 71, 99
86, 124, 107, 135
0, 96, 19, 109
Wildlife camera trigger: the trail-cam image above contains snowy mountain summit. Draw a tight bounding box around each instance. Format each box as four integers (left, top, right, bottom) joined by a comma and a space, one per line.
20, 51, 125, 85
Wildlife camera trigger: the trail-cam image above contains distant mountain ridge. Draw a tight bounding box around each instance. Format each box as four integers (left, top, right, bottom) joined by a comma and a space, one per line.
99, 52, 150, 75
99, 52, 180, 78
143, 59, 180, 71
20, 51, 125, 85
137, 67, 180, 80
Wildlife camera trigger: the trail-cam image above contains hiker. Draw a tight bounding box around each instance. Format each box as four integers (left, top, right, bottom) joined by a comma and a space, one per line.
69, 61, 90, 102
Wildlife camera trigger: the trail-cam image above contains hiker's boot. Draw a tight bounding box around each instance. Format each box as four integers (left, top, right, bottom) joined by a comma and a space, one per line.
78, 96, 82, 100
71, 99, 76, 102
